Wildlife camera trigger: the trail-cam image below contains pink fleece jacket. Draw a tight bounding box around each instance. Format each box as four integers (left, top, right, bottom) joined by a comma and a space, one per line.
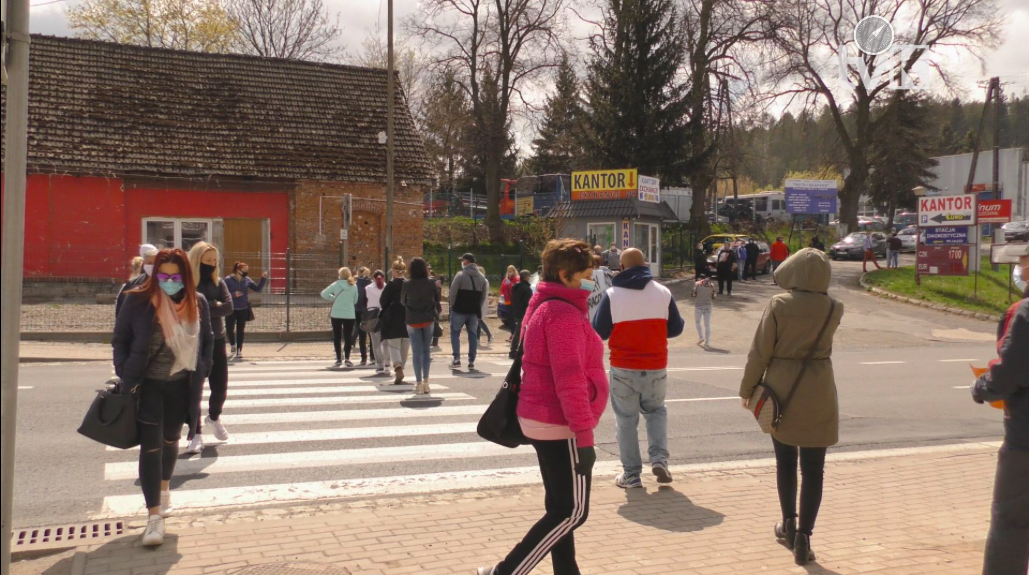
516, 281, 609, 447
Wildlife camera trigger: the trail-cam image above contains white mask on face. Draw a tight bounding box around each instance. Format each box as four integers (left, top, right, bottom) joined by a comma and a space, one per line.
143, 264, 154, 277
1015, 265, 1027, 293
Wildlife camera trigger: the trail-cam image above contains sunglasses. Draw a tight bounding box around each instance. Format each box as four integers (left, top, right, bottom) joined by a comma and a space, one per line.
156, 274, 183, 283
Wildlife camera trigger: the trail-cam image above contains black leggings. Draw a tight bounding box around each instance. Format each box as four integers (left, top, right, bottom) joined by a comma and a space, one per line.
773, 437, 827, 536
331, 318, 356, 361
495, 439, 591, 575
225, 309, 250, 351
194, 338, 228, 437
138, 378, 190, 509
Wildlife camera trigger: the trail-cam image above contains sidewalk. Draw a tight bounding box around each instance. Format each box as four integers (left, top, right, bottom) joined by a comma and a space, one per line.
15, 443, 999, 575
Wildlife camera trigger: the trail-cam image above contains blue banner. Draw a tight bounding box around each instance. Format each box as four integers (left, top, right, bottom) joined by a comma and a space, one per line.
923, 227, 971, 245
785, 181, 838, 215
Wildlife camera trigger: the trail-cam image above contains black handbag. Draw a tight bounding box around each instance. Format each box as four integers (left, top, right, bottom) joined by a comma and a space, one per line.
360, 308, 380, 333
78, 379, 140, 449
477, 298, 570, 448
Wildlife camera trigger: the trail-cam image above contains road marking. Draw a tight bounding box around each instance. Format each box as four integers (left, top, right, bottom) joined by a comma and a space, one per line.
220, 392, 475, 408
939, 359, 980, 363
859, 361, 907, 365
221, 405, 488, 426
95, 441, 1003, 519
109, 422, 480, 451
666, 397, 739, 403
17, 386, 33, 390
104, 441, 532, 480
666, 367, 744, 372
202, 384, 449, 397
953, 386, 971, 389
229, 368, 374, 376
228, 375, 469, 387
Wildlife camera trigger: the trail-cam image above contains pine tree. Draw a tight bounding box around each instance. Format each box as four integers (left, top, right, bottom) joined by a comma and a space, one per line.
868, 93, 939, 224
528, 55, 585, 175
581, 0, 690, 181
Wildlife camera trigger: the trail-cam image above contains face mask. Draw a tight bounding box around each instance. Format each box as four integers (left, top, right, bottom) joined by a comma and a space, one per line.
143, 264, 154, 277
160, 280, 184, 296
200, 264, 216, 278
579, 279, 596, 292
240, 270, 249, 278
1015, 265, 1027, 293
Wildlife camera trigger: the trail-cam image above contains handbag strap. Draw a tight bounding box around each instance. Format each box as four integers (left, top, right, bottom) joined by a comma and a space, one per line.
780, 299, 836, 412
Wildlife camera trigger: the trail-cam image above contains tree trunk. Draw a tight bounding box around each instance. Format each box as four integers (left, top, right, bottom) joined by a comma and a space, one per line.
839, 164, 867, 236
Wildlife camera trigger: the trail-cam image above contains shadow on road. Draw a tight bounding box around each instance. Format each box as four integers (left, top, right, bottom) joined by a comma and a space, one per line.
42, 534, 182, 575
618, 486, 724, 533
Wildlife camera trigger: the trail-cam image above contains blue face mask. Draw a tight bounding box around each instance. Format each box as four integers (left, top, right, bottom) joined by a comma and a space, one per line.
160, 280, 185, 296
579, 279, 596, 292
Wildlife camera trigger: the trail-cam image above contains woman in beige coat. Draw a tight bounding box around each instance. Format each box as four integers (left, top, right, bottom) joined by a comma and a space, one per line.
740, 248, 844, 566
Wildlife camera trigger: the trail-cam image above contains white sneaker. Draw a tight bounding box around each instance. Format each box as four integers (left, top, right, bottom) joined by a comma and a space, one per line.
185, 434, 204, 455
205, 415, 228, 441
141, 515, 165, 547
159, 491, 172, 518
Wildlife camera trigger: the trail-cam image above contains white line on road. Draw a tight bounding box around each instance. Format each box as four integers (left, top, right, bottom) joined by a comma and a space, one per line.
221, 392, 475, 409
104, 441, 532, 480
666, 397, 739, 403
939, 359, 980, 363
17, 386, 33, 390
227, 374, 475, 387
859, 361, 907, 365
109, 422, 480, 451
225, 405, 487, 426
666, 367, 744, 372
202, 384, 449, 397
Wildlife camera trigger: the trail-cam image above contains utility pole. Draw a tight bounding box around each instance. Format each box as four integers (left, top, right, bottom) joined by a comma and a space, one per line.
384, 0, 395, 270
2, 0, 32, 571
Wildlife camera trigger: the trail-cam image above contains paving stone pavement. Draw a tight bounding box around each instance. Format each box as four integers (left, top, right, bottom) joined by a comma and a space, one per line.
14, 444, 1000, 575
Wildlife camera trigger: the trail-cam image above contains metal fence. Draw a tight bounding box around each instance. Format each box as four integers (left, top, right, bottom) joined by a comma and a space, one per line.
661, 227, 697, 274
422, 246, 541, 287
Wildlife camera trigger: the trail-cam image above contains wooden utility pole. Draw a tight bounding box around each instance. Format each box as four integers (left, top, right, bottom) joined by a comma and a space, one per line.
385, 0, 395, 270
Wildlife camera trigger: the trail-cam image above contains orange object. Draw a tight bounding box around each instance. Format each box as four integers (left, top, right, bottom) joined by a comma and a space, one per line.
971, 365, 1005, 410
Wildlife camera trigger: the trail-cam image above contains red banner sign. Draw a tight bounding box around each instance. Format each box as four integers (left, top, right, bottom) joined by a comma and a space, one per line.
917, 245, 970, 277
978, 200, 1012, 224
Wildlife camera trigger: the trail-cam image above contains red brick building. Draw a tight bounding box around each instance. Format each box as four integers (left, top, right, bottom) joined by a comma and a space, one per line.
1, 35, 430, 294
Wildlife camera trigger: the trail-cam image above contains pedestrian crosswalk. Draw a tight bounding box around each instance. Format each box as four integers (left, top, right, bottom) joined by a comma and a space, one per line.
95, 357, 538, 519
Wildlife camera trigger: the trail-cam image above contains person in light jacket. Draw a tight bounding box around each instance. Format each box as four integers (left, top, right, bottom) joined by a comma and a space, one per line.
449, 254, 487, 370
402, 257, 441, 394
321, 267, 360, 368
739, 248, 845, 566
478, 239, 609, 575
379, 258, 410, 384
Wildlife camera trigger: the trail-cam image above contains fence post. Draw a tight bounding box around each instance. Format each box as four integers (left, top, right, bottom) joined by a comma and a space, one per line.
285, 249, 292, 333
519, 241, 524, 271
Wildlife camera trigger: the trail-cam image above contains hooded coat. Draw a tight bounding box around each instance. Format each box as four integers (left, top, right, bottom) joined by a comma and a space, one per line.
739, 248, 845, 447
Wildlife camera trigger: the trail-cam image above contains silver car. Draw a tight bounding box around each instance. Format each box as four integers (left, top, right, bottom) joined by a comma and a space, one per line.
897, 226, 918, 251
1001, 221, 1028, 241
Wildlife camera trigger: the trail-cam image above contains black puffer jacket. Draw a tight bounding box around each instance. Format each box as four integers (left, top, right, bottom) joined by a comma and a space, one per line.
974, 297, 1029, 450
402, 278, 440, 325
112, 292, 214, 437
378, 278, 409, 340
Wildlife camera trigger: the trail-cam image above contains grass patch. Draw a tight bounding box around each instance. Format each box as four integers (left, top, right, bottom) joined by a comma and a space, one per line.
863, 257, 1022, 317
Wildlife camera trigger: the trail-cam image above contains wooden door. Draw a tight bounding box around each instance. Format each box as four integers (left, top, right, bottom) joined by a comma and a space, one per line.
222, 219, 265, 278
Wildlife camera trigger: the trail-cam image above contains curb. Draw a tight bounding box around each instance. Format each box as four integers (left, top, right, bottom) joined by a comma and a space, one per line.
858, 272, 1001, 322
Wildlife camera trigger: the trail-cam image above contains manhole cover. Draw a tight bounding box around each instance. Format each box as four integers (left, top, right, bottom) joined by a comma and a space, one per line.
231, 563, 351, 575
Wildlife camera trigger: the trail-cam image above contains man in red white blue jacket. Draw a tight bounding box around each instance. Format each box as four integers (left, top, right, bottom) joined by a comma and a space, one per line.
592, 248, 685, 489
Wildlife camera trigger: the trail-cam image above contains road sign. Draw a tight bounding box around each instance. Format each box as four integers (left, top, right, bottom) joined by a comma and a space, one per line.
515, 196, 534, 217
638, 176, 660, 203
917, 245, 970, 276
340, 229, 348, 240
978, 199, 1012, 224
785, 179, 838, 214
923, 226, 971, 246
918, 194, 977, 227
572, 169, 638, 200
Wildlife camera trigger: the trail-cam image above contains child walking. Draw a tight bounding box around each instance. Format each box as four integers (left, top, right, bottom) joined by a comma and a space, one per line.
692, 276, 716, 347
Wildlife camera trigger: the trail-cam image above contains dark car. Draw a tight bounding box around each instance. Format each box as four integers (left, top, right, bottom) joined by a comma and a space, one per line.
829, 232, 888, 260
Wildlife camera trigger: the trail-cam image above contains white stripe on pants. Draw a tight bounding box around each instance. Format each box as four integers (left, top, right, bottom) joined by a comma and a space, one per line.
695, 306, 712, 342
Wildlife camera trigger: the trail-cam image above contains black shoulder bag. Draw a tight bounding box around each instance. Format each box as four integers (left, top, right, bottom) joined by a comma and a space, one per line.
78, 378, 141, 449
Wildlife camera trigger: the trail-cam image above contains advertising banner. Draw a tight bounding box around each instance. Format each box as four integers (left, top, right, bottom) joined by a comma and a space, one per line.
785, 179, 838, 214
918, 194, 977, 227
917, 245, 970, 276
572, 169, 638, 200
923, 227, 971, 246
978, 199, 1012, 224
638, 176, 660, 203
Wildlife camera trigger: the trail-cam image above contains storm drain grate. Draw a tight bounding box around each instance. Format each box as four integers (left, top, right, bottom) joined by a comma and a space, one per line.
11, 521, 126, 553
230, 563, 352, 575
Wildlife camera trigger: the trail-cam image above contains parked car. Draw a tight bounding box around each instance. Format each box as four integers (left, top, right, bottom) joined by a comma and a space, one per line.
897, 226, 918, 251
1001, 220, 1029, 241
703, 236, 772, 274
829, 232, 888, 260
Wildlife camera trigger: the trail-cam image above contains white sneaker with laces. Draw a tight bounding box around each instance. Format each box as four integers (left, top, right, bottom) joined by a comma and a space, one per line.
205, 415, 228, 441
141, 515, 165, 547
159, 491, 172, 518
185, 434, 204, 455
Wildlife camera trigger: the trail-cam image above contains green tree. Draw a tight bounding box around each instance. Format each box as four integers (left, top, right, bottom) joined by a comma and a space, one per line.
422, 71, 472, 195
66, 0, 237, 52
528, 54, 585, 175
868, 93, 938, 227
582, 0, 690, 180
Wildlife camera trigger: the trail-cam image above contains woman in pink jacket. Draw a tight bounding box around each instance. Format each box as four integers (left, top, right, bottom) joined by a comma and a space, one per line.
478, 239, 610, 575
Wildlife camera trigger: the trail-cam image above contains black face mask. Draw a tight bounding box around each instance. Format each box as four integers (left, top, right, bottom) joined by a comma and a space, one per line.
200, 264, 216, 280
240, 270, 249, 278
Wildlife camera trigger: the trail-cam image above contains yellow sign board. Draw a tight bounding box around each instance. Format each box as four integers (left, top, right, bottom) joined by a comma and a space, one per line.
515, 196, 535, 217
572, 169, 638, 200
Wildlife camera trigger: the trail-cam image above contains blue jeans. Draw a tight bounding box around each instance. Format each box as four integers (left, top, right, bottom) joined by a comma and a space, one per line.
887, 250, 900, 269
609, 367, 669, 477
450, 312, 479, 363
407, 324, 434, 382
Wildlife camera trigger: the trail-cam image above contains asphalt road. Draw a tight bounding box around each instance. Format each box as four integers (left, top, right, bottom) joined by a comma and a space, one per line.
10, 256, 1009, 530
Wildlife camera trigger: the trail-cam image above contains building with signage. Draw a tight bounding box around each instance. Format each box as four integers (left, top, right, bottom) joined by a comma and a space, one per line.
548, 169, 678, 276
0, 35, 431, 296
927, 147, 1028, 220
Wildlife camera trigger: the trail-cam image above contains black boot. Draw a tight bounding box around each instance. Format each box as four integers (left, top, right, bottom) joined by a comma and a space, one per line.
774, 518, 797, 549
793, 533, 815, 565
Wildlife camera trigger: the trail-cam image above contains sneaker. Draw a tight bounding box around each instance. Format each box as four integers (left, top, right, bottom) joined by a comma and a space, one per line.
360, 359, 368, 366
615, 473, 643, 489
476, 567, 495, 575
652, 461, 673, 484
450, 359, 461, 369
141, 515, 165, 547
333, 360, 343, 368
159, 491, 172, 518
423, 381, 431, 395
394, 365, 405, 385
344, 360, 354, 368
205, 415, 228, 441
185, 434, 204, 455
468, 362, 475, 371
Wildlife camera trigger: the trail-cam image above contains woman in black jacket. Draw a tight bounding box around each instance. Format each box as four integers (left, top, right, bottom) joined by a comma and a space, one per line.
112, 248, 214, 548
402, 257, 441, 394
185, 242, 234, 454
379, 257, 410, 385
354, 267, 375, 366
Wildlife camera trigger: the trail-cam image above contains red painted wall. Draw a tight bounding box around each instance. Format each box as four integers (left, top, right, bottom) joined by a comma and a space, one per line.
2, 173, 289, 281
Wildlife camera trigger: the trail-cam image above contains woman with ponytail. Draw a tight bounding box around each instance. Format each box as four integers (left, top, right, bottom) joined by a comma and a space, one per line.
378, 257, 411, 385
112, 248, 214, 548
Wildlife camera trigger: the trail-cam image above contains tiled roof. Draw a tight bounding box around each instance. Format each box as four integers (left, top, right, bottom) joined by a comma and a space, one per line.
1, 35, 431, 183
547, 199, 680, 220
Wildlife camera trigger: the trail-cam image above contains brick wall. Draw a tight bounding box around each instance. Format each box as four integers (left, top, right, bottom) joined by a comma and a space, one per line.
292, 180, 425, 289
